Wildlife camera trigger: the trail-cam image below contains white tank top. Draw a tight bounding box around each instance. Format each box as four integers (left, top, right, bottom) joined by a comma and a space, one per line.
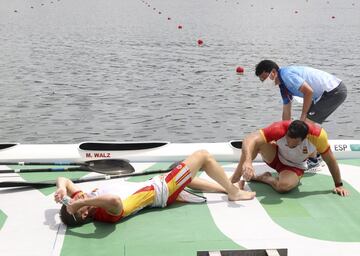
276, 136, 317, 169
88, 180, 153, 200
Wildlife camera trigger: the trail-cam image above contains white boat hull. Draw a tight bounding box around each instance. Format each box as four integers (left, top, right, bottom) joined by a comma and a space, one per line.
0, 140, 359, 163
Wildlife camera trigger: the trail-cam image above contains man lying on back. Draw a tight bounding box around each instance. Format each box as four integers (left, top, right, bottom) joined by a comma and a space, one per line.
55, 150, 256, 226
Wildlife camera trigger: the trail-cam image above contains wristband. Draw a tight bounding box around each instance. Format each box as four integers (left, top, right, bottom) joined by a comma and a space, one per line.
335, 182, 343, 188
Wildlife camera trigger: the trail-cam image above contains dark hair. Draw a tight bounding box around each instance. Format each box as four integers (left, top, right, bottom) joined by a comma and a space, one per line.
255, 60, 280, 76
287, 120, 309, 140
59, 205, 91, 227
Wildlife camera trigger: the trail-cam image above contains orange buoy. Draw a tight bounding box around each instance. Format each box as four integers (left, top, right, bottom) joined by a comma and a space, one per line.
236, 66, 244, 74
197, 39, 203, 46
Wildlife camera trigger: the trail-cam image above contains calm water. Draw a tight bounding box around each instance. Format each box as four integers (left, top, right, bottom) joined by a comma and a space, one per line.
0, 0, 359, 143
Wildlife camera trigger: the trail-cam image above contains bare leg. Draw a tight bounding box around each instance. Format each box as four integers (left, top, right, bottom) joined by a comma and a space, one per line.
184, 150, 256, 200
188, 177, 244, 193
187, 177, 226, 193
252, 170, 300, 193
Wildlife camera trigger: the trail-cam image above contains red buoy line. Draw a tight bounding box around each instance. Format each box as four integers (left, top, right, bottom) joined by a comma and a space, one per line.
12, 0, 357, 76
139, 0, 245, 74
12, 0, 62, 13
139, 0, 205, 48
137, 0, 355, 75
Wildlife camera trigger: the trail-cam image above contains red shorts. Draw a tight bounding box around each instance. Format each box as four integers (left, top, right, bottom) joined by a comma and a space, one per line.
165, 162, 192, 205
266, 146, 304, 177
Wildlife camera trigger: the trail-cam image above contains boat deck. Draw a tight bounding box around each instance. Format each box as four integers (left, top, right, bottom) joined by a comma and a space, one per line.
0, 160, 359, 256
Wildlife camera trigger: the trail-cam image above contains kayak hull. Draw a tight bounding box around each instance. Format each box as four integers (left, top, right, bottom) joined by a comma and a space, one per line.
0, 140, 359, 163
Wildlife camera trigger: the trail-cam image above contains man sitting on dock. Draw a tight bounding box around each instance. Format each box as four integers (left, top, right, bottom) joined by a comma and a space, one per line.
231, 120, 349, 196
55, 150, 256, 226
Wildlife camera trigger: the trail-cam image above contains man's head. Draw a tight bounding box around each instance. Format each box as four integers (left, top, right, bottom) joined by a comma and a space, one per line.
255, 60, 280, 84
59, 204, 91, 227
59, 192, 94, 227
285, 120, 309, 148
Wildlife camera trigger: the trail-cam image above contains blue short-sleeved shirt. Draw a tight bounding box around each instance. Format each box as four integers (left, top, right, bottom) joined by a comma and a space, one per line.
278, 66, 341, 104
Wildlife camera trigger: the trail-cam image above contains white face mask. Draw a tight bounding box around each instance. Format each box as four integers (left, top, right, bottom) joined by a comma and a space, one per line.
262, 72, 275, 86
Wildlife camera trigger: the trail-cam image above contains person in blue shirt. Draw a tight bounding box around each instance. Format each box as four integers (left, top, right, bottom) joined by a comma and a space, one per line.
254, 60, 347, 170
255, 60, 347, 124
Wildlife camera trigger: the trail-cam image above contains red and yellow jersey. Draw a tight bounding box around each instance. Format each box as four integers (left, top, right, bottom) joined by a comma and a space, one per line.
88, 163, 192, 223
90, 180, 156, 223
260, 121, 330, 169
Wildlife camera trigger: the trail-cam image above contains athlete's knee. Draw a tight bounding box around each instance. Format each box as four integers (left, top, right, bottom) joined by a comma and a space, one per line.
192, 150, 216, 169
192, 149, 211, 160
276, 187, 291, 193
276, 181, 296, 193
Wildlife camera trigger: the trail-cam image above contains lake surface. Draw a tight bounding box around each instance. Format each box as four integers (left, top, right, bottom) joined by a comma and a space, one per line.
0, 0, 359, 143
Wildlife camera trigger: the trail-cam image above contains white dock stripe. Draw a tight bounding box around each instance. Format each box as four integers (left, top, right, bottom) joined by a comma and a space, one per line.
202, 163, 360, 256
0, 175, 61, 256
51, 223, 66, 256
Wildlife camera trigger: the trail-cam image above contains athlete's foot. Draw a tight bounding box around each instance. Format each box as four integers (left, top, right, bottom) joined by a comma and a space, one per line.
228, 188, 256, 201
251, 171, 272, 182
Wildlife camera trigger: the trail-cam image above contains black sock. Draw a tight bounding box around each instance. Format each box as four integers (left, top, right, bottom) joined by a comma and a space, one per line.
308, 157, 318, 163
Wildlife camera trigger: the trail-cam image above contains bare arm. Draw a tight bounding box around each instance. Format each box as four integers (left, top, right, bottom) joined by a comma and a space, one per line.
231, 131, 266, 182
282, 102, 292, 121
299, 82, 313, 121
321, 150, 349, 196
67, 194, 123, 216
54, 177, 81, 203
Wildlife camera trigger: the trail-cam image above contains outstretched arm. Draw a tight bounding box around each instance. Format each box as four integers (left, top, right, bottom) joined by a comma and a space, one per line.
299, 82, 313, 121
282, 102, 292, 121
321, 150, 349, 196
231, 131, 266, 183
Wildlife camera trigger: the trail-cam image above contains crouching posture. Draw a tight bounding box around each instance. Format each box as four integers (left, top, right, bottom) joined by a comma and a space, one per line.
231, 120, 349, 196
55, 150, 256, 226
